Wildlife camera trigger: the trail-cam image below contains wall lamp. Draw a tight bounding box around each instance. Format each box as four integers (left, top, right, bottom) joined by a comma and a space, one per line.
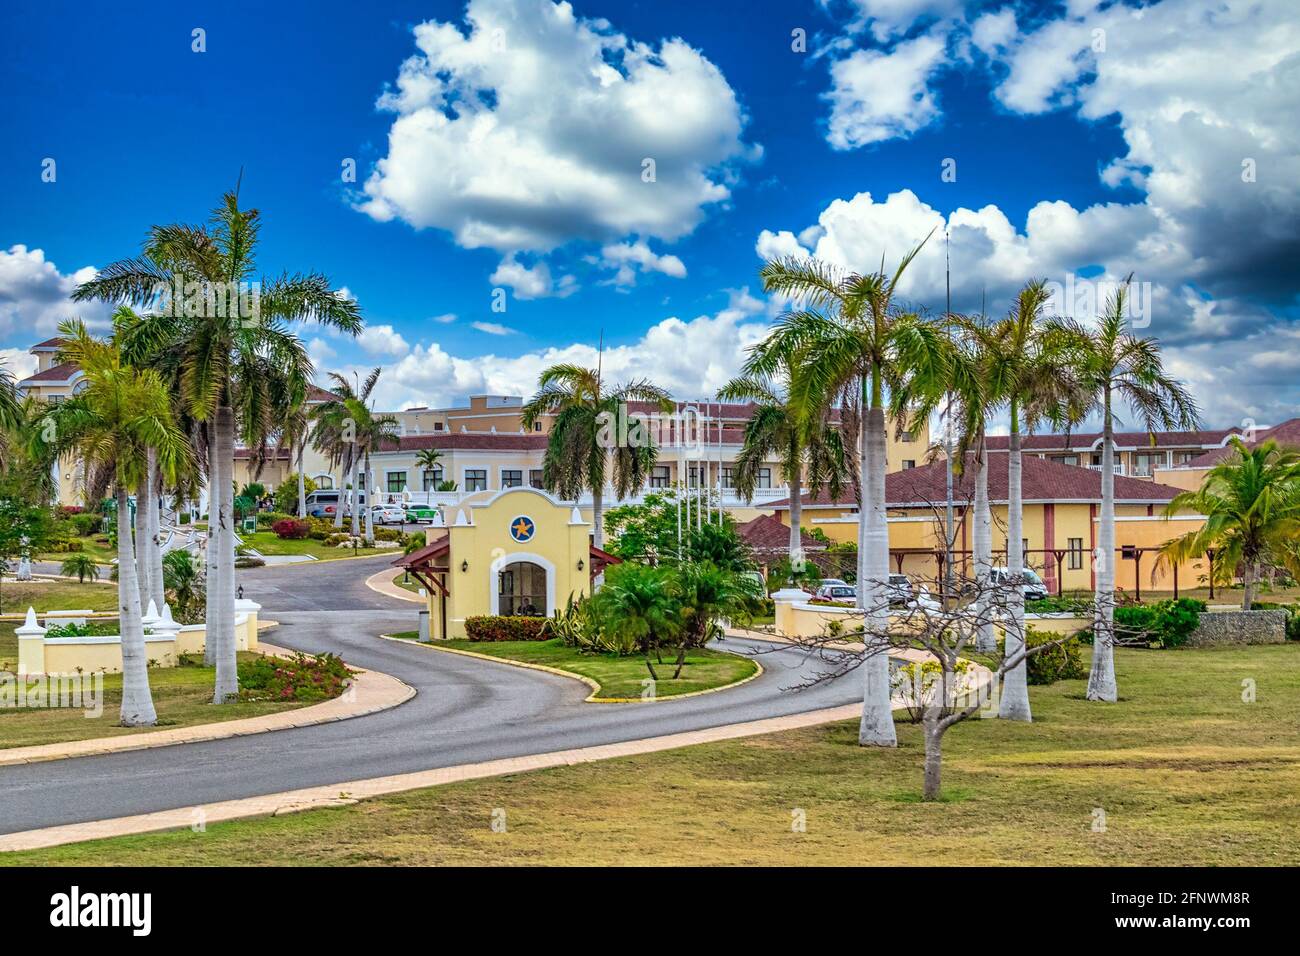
577, 559, 585, 571
461, 560, 469, 573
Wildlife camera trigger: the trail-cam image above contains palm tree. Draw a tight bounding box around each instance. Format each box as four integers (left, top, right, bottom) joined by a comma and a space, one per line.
749, 234, 941, 747
954, 281, 1081, 721
36, 321, 189, 726
1159, 439, 1300, 609
60, 553, 100, 583
312, 369, 396, 544
75, 189, 362, 704
595, 562, 680, 680
415, 448, 443, 492
669, 561, 760, 679
521, 363, 672, 548
718, 363, 847, 567
0, 359, 21, 470
1050, 281, 1200, 702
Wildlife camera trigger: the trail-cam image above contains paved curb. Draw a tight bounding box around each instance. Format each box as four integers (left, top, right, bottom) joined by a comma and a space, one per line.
0, 642, 415, 769
377, 634, 763, 704
364, 568, 426, 604
0, 702, 861, 852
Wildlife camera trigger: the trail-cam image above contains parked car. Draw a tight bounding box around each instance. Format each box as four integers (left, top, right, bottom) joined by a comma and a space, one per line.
990, 566, 1049, 601
404, 505, 440, 524
815, 583, 857, 602
304, 490, 341, 518
886, 573, 914, 604
370, 504, 407, 525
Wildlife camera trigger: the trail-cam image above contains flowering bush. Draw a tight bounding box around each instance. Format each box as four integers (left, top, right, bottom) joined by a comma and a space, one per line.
237, 652, 354, 702
464, 616, 550, 641
271, 518, 310, 539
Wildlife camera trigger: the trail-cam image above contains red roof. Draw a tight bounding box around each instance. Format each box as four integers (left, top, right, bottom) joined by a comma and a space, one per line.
30, 337, 66, 350
736, 513, 824, 553
305, 384, 339, 404
985, 428, 1239, 452
768, 452, 1184, 509
1179, 418, 1300, 468
19, 361, 80, 384
379, 432, 550, 452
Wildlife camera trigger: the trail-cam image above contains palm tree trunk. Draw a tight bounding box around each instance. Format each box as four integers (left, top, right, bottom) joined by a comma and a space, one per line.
364, 453, 375, 545
1242, 561, 1255, 611
204, 424, 222, 666
788, 470, 804, 565
333, 450, 348, 529
133, 480, 152, 611
858, 394, 897, 747
973, 438, 995, 653
212, 403, 239, 703
999, 423, 1032, 720
116, 485, 157, 727
296, 442, 307, 518
591, 484, 605, 549
1087, 391, 1118, 702
349, 457, 361, 538
148, 449, 165, 610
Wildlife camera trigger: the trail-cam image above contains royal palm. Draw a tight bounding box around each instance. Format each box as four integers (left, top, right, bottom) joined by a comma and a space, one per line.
1049, 282, 1199, 702
72, 190, 362, 703
751, 235, 943, 747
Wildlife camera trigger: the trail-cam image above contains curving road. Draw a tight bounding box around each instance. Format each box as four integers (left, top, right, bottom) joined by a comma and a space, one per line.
0, 556, 860, 836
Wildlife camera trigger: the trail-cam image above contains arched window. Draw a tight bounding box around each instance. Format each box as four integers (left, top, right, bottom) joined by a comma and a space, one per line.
498, 561, 546, 617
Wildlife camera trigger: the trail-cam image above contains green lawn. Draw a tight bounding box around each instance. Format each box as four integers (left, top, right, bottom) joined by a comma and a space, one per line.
38, 535, 117, 564
237, 531, 390, 562
434, 637, 759, 700
7, 643, 1297, 865
0, 580, 121, 668
0, 653, 318, 750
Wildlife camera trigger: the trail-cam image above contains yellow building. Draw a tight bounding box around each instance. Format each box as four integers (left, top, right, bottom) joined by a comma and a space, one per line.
395, 487, 620, 639
770, 452, 1212, 598
1153, 416, 1300, 491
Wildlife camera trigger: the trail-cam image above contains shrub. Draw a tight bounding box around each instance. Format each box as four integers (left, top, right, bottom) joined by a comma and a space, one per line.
274, 474, 317, 515
464, 615, 550, 641
238, 652, 354, 702
373, 527, 403, 542
271, 518, 310, 540
1254, 602, 1300, 641
1112, 598, 1205, 648
234, 556, 265, 568
257, 511, 290, 529
324, 533, 351, 547
70, 512, 103, 536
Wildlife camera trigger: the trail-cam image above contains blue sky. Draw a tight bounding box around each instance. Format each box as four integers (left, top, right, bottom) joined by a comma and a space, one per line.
2, 0, 1297, 425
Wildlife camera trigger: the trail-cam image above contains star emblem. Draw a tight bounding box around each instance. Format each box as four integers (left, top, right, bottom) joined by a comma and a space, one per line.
511, 517, 534, 541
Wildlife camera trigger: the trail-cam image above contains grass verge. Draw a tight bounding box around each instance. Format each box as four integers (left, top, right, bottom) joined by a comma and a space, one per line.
432, 637, 759, 700
238, 531, 389, 562
0, 653, 319, 750
5, 643, 1297, 865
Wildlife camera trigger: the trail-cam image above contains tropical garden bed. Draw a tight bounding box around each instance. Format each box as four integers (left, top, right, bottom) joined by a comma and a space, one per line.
12, 642, 1299, 866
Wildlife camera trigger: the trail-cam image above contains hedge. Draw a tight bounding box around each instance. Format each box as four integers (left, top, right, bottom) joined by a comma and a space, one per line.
465, 616, 550, 642
271, 518, 311, 540
998, 626, 1088, 685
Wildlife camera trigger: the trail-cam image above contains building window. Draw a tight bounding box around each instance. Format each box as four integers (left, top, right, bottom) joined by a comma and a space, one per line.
902, 460, 916, 469
422, 468, 442, 491
433, 422, 444, 431
1052, 454, 1079, 467
1068, 537, 1083, 570
899, 431, 914, 442
316, 475, 335, 490
355, 473, 366, 489
532, 421, 542, 432
650, 465, 670, 488
386, 471, 407, 493
465, 469, 487, 492
499, 561, 546, 616
1173, 450, 1196, 465
529, 469, 545, 489
501, 469, 523, 488
1132, 452, 1159, 477
756, 468, 772, 489
721, 466, 735, 489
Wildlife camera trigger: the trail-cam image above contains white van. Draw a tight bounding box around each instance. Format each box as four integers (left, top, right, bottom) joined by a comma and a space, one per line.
304, 490, 367, 518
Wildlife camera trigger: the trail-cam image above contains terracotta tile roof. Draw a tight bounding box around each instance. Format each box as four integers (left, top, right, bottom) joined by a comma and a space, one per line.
625, 399, 846, 427
985, 427, 1240, 452
18, 361, 80, 384
393, 532, 450, 568
305, 384, 339, 403
378, 432, 551, 452
767, 452, 1183, 509
736, 513, 825, 553
1178, 417, 1300, 468
30, 337, 66, 350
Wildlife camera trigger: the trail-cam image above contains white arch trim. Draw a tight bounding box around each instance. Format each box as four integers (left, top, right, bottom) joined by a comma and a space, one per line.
489, 551, 557, 618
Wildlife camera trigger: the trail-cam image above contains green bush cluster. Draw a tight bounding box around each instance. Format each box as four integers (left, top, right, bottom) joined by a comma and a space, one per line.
257, 511, 290, 529
996, 626, 1088, 685
464, 616, 550, 641
1254, 602, 1300, 641
1111, 598, 1206, 648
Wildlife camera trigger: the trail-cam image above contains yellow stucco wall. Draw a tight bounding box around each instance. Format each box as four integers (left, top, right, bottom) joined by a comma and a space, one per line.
426, 488, 595, 639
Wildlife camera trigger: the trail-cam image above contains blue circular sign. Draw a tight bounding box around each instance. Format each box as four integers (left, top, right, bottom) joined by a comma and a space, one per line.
509, 515, 536, 542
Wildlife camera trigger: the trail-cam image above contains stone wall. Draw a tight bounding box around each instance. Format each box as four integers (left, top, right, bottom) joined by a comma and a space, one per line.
1186, 609, 1288, 647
